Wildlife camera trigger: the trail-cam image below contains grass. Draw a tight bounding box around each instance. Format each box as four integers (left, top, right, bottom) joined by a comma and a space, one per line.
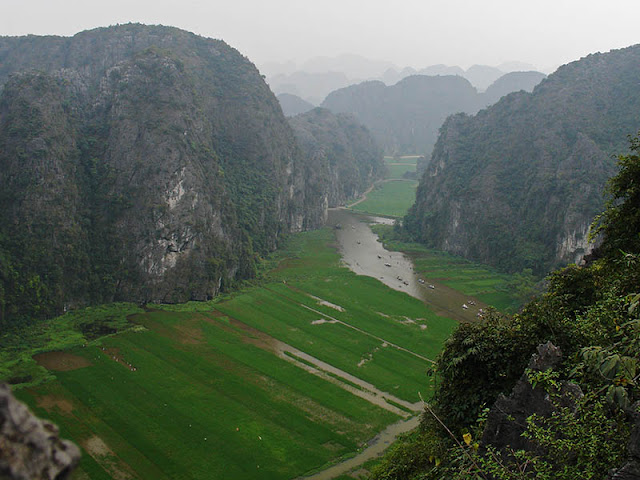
350, 180, 418, 218
17, 310, 401, 480
383, 156, 419, 164
372, 225, 524, 312
0, 303, 144, 388
10, 228, 457, 479
386, 164, 416, 180
349, 155, 420, 217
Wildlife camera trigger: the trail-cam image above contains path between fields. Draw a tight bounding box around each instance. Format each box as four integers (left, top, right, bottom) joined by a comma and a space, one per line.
266, 284, 434, 364
210, 311, 420, 416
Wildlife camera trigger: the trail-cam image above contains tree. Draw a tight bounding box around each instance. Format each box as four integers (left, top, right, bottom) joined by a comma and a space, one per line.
593, 131, 640, 256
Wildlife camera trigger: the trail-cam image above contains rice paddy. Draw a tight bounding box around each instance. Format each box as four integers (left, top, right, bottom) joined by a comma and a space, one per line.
13, 228, 458, 480
349, 156, 419, 217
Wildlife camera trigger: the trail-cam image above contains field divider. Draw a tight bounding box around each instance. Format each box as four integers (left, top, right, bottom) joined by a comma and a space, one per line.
279, 349, 421, 417
206, 308, 423, 412
266, 285, 434, 364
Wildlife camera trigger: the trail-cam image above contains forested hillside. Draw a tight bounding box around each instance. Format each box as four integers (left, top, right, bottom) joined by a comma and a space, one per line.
405, 44, 640, 275
322, 76, 479, 156
321, 72, 545, 157
372, 131, 640, 480
288, 107, 384, 211
482, 71, 547, 105
0, 24, 383, 325
277, 92, 315, 116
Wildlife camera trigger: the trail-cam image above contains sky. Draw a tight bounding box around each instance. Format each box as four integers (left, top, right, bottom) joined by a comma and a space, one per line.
2, 0, 640, 73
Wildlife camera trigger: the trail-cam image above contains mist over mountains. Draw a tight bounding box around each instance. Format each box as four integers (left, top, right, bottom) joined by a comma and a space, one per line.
319, 71, 546, 156
405, 44, 640, 275
264, 53, 542, 105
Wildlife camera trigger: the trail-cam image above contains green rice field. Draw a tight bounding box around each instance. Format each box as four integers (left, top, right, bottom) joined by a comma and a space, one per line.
372, 228, 520, 312
350, 156, 419, 217
350, 180, 418, 217
13, 228, 458, 480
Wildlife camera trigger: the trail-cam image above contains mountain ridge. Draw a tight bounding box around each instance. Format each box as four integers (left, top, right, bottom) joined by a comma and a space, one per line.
0, 24, 383, 323
405, 44, 640, 274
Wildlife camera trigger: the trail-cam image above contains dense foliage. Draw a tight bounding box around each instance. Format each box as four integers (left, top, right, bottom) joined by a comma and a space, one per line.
371, 132, 640, 479
0, 24, 383, 326
288, 107, 384, 211
405, 45, 640, 276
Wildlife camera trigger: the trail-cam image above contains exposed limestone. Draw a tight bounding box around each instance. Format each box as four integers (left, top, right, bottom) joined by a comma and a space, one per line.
0, 384, 80, 480
608, 409, 640, 480
481, 342, 583, 452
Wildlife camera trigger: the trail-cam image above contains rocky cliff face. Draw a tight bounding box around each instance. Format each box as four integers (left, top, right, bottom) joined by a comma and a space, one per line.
0, 24, 381, 323
406, 45, 640, 275
288, 108, 384, 214
0, 383, 80, 479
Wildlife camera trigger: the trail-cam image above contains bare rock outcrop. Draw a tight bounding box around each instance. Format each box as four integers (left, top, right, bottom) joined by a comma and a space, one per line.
608, 409, 640, 480
480, 341, 583, 452
0, 384, 80, 480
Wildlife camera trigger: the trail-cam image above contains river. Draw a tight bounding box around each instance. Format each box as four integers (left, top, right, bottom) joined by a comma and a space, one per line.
300, 209, 483, 480
329, 208, 483, 323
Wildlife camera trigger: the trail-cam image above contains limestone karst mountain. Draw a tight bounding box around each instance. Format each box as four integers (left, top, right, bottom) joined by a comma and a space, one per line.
405, 45, 640, 274
0, 24, 383, 323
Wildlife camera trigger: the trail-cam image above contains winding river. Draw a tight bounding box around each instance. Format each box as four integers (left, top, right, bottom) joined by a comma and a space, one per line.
329, 208, 483, 323
300, 208, 486, 479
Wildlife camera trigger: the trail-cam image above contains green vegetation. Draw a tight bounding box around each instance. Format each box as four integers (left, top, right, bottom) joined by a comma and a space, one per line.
386, 164, 416, 180
18, 310, 399, 480
371, 132, 640, 480
321, 76, 481, 156
8, 227, 458, 479
383, 156, 418, 180
406, 44, 640, 275
288, 107, 385, 209
0, 25, 385, 327
347, 155, 419, 218
373, 225, 533, 312
0, 303, 143, 388
350, 181, 418, 218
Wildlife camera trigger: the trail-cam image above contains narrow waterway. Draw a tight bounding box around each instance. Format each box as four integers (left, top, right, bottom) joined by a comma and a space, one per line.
300, 415, 421, 480
329, 208, 483, 323
300, 208, 486, 480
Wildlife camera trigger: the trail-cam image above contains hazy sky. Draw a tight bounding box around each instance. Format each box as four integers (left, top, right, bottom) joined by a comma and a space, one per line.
3, 0, 640, 72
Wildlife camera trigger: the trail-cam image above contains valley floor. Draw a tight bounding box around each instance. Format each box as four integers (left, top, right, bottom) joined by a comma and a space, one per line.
13, 228, 457, 480
4, 180, 521, 479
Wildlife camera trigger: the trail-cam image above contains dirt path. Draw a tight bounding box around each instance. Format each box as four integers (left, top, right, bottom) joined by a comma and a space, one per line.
209, 311, 420, 415
348, 183, 376, 208
298, 415, 421, 480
